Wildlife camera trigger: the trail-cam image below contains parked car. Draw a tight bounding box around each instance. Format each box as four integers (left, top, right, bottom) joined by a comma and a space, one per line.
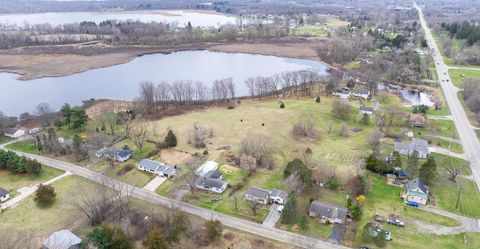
360, 247, 372, 249
374, 213, 385, 222
406, 201, 419, 207
387, 214, 405, 227
384, 230, 392, 241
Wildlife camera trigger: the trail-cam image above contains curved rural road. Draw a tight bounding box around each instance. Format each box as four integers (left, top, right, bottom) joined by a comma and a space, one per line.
415, 3, 480, 191
413, 206, 480, 235
0, 142, 347, 249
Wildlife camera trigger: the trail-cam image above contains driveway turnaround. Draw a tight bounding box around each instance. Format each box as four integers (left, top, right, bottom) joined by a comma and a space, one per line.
414, 206, 480, 235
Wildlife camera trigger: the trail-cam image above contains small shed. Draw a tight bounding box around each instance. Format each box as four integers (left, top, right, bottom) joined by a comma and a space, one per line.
386, 174, 397, 183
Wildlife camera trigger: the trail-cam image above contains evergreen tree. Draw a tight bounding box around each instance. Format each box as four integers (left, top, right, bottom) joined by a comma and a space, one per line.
362, 113, 370, 125
72, 134, 86, 162
315, 96, 321, 103
70, 107, 88, 129
299, 215, 309, 230
366, 154, 378, 172
280, 102, 285, 109
60, 103, 72, 126
420, 156, 437, 185
164, 129, 177, 148
34, 184, 56, 206
407, 150, 419, 178
281, 192, 297, 224
146, 226, 167, 249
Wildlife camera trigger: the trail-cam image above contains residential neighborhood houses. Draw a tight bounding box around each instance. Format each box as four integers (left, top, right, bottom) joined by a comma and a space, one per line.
137, 159, 177, 178
394, 138, 430, 159
95, 147, 133, 162
245, 186, 289, 205
195, 161, 229, 194
309, 201, 348, 224
359, 106, 374, 116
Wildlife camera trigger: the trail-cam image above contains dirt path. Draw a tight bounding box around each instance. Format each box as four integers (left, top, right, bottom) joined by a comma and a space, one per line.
413, 206, 480, 235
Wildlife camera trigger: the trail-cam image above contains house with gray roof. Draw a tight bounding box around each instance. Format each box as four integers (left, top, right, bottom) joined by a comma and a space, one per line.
96, 148, 132, 162
394, 138, 429, 159
245, 186, 271, 205
0, 187, 10, 203
359, 106, 374, 116
42, 230, 81, 249
137, 159, 177, 178
309, 201, 347, 224
405, 178, 429, 205
270, 189, 288, 205
353, 87, 370, 99
195, 176, 228, 194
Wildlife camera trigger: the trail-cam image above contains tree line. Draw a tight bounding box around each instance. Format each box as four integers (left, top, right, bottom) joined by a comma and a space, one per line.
0, 149, 42, 174
442, 21, 480, 46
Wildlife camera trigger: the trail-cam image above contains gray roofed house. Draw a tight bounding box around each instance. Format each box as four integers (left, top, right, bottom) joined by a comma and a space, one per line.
195, 177, 228, 194
359, 106, 374, 116
205, 169, 223, 180
309, 201, 348, 224
394, 138, 429, 159
245, 186, 271, 205
97, 148, 132, 162
270, 189, 288, 205
42, 230, 82, 249
353, 87, 370, 99
0, 187, 10, 202
137, 159, 177, 178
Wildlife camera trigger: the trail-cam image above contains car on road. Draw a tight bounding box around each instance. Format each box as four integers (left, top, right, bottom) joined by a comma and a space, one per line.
406, 200, 419, 207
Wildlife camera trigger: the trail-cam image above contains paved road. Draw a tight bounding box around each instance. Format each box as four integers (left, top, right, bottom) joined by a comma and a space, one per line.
0, 143, 347, 249
415, 2, 480, 191
429, 147, 467, 160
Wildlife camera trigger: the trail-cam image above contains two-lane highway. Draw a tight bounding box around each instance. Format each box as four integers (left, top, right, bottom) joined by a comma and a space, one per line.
414, 2, 480, 191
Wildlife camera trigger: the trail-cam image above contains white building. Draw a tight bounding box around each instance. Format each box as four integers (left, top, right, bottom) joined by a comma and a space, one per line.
0, 187, 10, 203
3, 128, 25, 138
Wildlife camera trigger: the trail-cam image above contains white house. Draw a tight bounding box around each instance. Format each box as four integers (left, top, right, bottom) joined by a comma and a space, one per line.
96, 148, 133, 162
196, 161, 219, 177
359, 106, 374, 116
333, 88, 351, 99
270, 189, 288, 205
29, 127, 41, 135
0, 187, 10, 203
404, 178, 429, 206
137, 159, 177, 178
195, 177, 228, 194
245, 186, 271, 205
3, 128, 25, 138
353, 88, 370, 99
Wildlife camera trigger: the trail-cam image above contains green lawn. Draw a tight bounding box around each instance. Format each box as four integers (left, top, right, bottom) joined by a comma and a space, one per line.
431, 175, 480, 218
344, 61, 361, 69
90, 161, 154, 187
5, 139, 39, 154
0, 166, 64, 192
293, 25, 328, 37
449, 69, 480, 87
0, 135, 12, 144
0, 175, 99, 239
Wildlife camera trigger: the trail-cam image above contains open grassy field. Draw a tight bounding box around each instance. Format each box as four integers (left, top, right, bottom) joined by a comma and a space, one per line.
292, 15, 349, 37
0, 166, 64, 192
148, 98, 376, 179
449, 69, 480, 87
344, 61, 361, 69
0, 175, 99, 244
0, 135, 12, 144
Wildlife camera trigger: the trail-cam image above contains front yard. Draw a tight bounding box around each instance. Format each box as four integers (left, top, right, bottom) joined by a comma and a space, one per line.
0, 165, 64, 192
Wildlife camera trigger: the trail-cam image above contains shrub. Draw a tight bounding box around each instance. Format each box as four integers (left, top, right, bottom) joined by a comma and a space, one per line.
326, 176, 340, 190
205, 220, 223, 242
315, 96, 321, 103
87, 225, 133, 249
117, 164, 134, 176
280, 102, 285, 109
34, 184, 56, 206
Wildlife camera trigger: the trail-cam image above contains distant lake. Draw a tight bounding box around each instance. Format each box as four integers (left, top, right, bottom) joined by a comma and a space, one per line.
0, 51, 329, 116
0, 10, 237, 27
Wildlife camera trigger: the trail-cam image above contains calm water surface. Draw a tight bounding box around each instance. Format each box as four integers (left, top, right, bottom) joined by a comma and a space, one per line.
0, 10, 237, 27
0, 51, 329, 116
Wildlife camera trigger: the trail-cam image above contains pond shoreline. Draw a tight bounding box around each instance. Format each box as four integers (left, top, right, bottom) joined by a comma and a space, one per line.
0, 39, 332, 81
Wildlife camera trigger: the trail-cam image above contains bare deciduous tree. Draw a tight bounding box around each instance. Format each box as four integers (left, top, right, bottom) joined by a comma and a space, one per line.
291, 115, 318, 139
0, 230, 34, 249
35, 102, 54, 127
133, 125, 147, 150
240, 134, 274, 167
367, 129, 384, 154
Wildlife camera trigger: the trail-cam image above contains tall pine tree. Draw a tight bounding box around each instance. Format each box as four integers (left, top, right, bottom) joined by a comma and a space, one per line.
419, 156, 437, 185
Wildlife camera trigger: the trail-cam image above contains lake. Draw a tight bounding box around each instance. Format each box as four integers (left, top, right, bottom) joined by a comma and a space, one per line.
397, 89, 435, 107
0, 10, 237, 27
0, 51, 329, 116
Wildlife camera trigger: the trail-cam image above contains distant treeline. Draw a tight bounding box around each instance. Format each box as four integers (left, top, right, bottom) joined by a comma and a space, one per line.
442, 21, 480, 46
